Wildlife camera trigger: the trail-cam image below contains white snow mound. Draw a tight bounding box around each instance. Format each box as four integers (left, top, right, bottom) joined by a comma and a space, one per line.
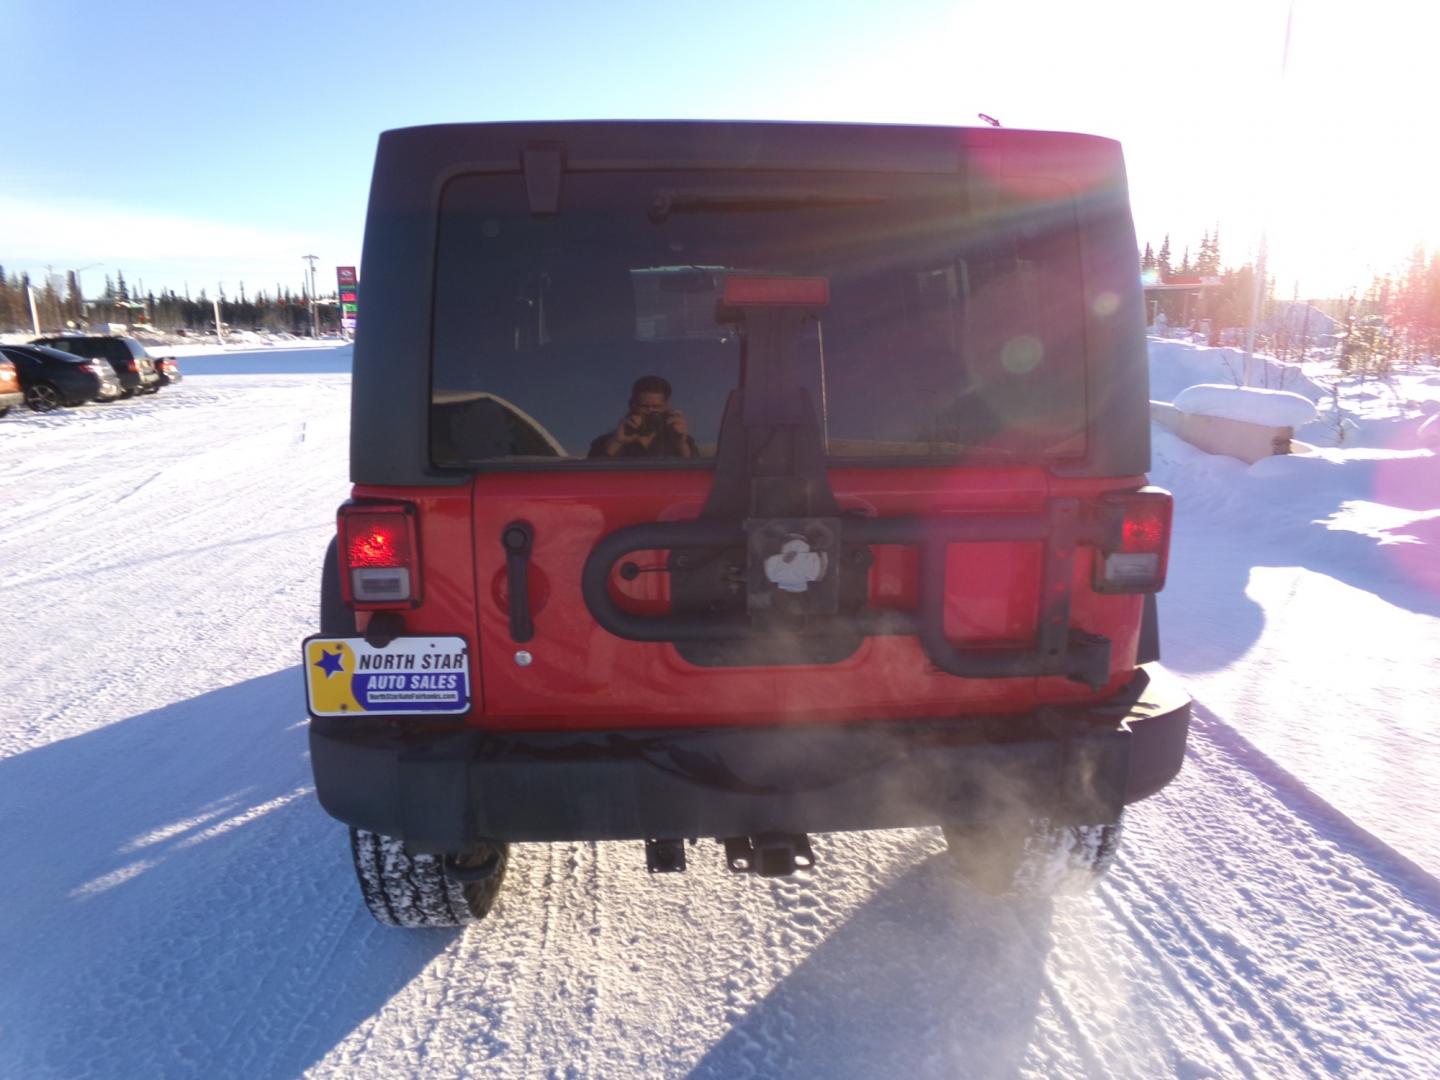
1173, 383, 1318, 427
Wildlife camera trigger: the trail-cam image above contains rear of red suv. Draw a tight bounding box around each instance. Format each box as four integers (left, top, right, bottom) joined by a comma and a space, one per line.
305, 121, 1189, 926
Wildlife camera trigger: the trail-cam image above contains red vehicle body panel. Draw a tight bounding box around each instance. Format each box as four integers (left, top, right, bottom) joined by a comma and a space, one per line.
352, 467, 1145, 732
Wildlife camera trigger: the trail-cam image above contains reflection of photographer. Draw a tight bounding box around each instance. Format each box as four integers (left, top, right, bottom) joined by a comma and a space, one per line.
589, 375, 697, 459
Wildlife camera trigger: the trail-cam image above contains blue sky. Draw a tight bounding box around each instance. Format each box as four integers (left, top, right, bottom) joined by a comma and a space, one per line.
4, 0, 1435, 300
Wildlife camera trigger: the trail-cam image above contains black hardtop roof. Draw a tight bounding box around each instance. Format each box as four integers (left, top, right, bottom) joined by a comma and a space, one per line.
373, 120, 1126, 190
381, 117, 1120, 148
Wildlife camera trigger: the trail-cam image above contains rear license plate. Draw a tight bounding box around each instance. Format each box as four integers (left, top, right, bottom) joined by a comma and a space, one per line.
303, 635, 470, 716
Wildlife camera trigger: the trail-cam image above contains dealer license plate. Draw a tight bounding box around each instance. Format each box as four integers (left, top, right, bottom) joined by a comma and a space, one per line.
303, 635, 471, 717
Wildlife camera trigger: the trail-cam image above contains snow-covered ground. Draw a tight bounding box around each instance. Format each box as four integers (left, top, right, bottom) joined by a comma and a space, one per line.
1, 342, 1437, 1078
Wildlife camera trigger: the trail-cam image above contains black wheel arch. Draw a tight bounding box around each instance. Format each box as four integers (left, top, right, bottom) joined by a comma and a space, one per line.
320, 537, 356, 636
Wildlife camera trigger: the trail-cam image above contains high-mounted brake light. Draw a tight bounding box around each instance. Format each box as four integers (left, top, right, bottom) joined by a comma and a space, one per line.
338, 503, 421, 608
1095, 488, 1172, 593
723, 275, 830, 307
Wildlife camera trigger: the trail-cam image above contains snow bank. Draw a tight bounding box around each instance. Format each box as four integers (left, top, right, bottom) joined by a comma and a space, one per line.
1173, 383, 1318, 427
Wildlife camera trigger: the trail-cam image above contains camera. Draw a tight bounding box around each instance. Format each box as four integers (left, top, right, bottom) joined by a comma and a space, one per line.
627, 410, 671, 438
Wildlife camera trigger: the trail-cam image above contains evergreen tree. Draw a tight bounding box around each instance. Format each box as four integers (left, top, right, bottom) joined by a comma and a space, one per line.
116, 270, 129, 301
1141, 242, 1156, 272
103, 274, 116, 300
0, 265, 11, 330
66, 270, 82, 321
40, 275, 61, 330
1196, 227, 1221, 276
1179, 246, 1192, 275
1424, 251, 1440, 358
1157, 235, 1173, 279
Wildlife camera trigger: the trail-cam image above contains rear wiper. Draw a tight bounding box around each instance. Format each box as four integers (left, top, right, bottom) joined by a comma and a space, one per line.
649, 188, 889, 223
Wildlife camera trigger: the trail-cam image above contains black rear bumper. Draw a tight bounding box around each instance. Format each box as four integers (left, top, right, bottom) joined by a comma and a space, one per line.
308, 663, 1190, 854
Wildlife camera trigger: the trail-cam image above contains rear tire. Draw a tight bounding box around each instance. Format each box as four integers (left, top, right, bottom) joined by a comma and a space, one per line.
349, 828, 508, 927
942, 815, 1123, 897
25, 383, 62, 412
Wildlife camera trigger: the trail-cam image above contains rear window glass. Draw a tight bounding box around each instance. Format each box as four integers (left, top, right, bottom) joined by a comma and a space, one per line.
431, 170, 1087, 467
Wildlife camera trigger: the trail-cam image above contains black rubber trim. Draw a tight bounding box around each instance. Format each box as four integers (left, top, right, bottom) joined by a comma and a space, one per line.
319, 538, 357, 637
1137, 592, 1161, 664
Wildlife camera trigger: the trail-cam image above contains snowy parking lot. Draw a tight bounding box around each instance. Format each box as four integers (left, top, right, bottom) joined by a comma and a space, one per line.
1, 342, 1437, 1078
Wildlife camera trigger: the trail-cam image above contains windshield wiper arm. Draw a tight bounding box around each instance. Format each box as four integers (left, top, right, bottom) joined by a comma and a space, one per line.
649, 188, 889, 223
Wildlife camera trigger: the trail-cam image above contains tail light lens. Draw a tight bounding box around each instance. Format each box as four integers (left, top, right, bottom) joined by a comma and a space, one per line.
338, 503, 421, 608
126, 358, 139, 372
1095, 488, 1172, 593
723, 275, 831, 307
0, 363, 17, 391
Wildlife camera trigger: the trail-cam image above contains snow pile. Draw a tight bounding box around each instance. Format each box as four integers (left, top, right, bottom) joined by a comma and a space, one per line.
1148, 337, 1440, 884
1261, 300, 1339, 340
1172, 383, 1318, 427
1148, 338, 1326, 403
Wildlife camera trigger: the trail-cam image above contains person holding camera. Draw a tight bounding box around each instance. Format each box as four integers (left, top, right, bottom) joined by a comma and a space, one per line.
588, 375, 697, 459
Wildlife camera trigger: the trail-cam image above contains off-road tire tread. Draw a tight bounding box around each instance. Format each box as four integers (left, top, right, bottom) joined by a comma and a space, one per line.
349, 828, 507, 928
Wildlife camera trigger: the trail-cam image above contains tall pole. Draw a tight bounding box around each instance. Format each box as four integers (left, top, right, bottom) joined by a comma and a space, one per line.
303, 254, 319, 337
28, 285, 41, 335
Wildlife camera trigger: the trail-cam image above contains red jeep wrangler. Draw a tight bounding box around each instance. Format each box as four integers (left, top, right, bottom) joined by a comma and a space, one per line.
305, 121, 1189, 927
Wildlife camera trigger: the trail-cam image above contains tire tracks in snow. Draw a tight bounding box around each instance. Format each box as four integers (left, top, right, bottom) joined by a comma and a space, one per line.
1190, 703, 1440, 910
1085, 703, 1440, 1078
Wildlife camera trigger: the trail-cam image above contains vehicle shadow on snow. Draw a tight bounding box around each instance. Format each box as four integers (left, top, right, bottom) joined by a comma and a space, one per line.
1161, 514, 1440, 678
688, 858, 1055, 1080
0, 669, 450, 1080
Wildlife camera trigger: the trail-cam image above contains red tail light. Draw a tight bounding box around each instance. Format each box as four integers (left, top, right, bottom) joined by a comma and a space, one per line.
338, 503, 421, 608
1095, 488, 1172, 593
127, 359, 139, 372
723, 275, 830, 307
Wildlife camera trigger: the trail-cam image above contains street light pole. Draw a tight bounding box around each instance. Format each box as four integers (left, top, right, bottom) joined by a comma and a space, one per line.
302, 254, 319, 337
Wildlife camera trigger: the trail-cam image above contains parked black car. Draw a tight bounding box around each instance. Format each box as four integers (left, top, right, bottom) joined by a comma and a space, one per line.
0, 344, 124, 411
30, 335, 161, 397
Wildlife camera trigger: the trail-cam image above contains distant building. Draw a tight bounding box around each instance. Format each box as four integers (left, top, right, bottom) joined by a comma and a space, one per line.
1143, 275, 1223, 330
